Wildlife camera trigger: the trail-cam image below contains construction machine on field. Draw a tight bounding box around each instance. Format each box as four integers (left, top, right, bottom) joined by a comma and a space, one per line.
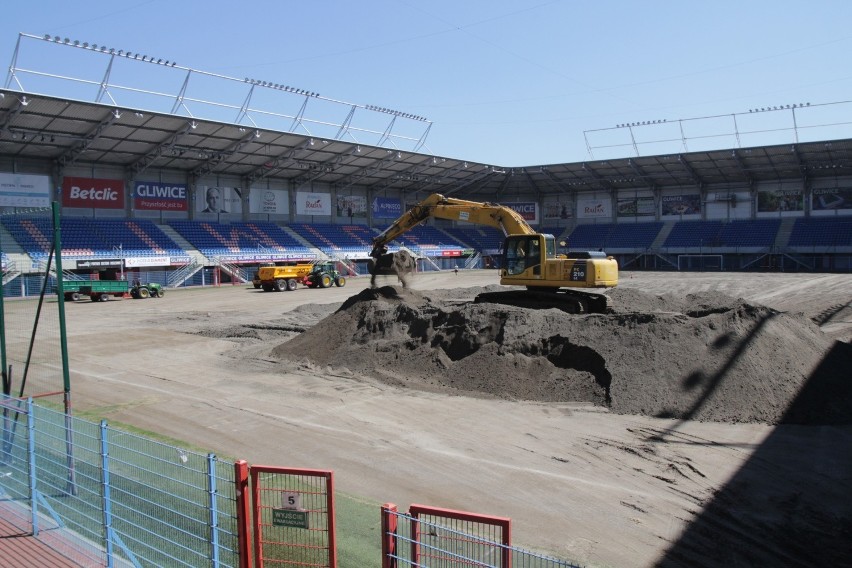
369, 193, 618, 313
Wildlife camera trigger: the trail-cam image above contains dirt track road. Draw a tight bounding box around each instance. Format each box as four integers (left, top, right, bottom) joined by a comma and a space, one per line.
12, 270, 851, 567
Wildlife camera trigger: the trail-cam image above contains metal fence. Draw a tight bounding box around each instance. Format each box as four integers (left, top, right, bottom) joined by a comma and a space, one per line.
251, 465, 336, 568
0, 395, 240, 567
1, 395, 585, 568
381, 504, 583, 568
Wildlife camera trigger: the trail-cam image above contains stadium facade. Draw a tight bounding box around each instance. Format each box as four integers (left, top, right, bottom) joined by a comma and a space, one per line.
1, 88, 851, 293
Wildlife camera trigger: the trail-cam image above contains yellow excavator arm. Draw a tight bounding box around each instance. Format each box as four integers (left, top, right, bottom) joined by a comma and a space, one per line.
370, 193, 535, 257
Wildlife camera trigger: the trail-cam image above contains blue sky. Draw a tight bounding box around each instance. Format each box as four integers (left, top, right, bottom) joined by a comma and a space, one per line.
3, 1, 852, 167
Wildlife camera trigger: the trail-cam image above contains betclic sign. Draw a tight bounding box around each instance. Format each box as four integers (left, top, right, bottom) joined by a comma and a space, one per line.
62, 176, 125, 209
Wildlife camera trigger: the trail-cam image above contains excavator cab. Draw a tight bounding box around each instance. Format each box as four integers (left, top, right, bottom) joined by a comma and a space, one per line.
503, 234, 552, 276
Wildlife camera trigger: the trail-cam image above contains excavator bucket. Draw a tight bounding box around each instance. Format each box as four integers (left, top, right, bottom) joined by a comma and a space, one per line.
368, 250, 417, 287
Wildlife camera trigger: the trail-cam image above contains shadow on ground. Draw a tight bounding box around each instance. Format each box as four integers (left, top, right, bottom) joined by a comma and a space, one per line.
655, 340, 852, 567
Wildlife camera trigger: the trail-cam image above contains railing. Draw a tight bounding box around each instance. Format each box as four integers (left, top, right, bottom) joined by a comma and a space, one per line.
0, 395, 240, 567
219, 260, 249, 284
381, 504, 581, 568
464, 252, 482, 270
167, 259, 201, 288
1, 258, 18, 285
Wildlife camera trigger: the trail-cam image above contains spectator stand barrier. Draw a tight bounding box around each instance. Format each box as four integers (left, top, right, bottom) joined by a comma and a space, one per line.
250, 465, 337, 568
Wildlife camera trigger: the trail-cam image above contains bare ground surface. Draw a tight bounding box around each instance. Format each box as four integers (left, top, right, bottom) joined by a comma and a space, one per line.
10, 270, 852, 567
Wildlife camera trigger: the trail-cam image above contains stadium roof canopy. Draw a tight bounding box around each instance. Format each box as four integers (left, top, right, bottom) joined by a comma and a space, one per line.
1, 89, 850, 201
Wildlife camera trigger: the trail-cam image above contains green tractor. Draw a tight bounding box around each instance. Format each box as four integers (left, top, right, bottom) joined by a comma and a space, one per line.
130, 281, 164, 299
304, 261, 346, 289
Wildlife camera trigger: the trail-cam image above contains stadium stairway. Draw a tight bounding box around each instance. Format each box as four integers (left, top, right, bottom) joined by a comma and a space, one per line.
774, 218, 796, 249
0, 223, 33, 284
282, 225, 325, 256
157, 224, 209, 266
649, 221, 675, 250
0, 222, 26, 255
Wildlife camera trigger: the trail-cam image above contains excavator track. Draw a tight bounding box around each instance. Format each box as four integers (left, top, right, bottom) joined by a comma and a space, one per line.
474, 289, 610, 314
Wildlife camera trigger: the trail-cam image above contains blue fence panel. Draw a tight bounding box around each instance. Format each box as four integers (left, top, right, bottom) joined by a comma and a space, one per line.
0, 395, 240, 568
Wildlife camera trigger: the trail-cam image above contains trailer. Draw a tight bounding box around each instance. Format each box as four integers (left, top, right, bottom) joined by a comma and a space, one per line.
60, 281, 88, 301
78, 280, 130, 302
257, 263, 315, 291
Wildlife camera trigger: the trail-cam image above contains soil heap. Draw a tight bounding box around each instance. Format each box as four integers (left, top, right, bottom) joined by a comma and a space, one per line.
272, 285, 849, 424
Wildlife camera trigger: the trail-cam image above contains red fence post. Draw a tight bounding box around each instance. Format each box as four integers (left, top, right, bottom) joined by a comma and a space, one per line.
233, 460, 251, 568
326, 470, 338, 568
380, 503, 398, 568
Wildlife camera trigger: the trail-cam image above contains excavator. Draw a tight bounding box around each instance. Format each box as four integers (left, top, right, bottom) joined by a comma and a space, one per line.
368, 193, 618, 313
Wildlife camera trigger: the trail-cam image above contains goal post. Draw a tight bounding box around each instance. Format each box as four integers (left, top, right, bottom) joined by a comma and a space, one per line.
677, 254, 724, 271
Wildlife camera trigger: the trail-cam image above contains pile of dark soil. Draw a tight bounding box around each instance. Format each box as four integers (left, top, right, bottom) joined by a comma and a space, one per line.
271, 286, 850, 424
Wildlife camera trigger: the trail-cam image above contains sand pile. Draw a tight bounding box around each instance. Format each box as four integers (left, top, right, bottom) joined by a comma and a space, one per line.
272, 286, 848, 424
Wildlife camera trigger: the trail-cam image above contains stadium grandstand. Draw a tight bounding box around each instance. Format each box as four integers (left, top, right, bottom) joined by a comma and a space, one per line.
2, 34, 851, 296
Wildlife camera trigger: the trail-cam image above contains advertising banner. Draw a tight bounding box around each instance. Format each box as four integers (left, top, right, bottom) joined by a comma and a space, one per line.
249, 188, 289, 214
543, 202, 572, 220
62, 176, 125, 209
76, 259, 123, 269
577, 198, 611, 218
134, 181, 187, 211
617, 197, 655, 217
295, 191, 331, 215
125, 256, 172, 268
506, 202, 538, 224
372, 196, 403, 219
0, 172, 51, 207
812, 188, 852, 211
757, 189, 804, 212
336, 194, 367, 217
661, 194, 701, 216
198, 186, 242, 213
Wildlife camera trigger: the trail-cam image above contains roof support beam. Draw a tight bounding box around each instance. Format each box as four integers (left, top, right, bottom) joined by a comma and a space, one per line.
130, 123, 193, 176
56, 110, 120, 168
677, 154, 704, 189
581, 162, 613, 191
192, 130, 257, 178
336, 152, 399, 191
246, 139, 313, 183
729, 149, 754, 187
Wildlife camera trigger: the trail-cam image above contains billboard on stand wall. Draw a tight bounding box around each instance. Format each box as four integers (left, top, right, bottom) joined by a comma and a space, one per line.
0, 173, 51, 207
198, 186, 242, 213
134, 181, 187, 211
62, 176, 125, 209
577, 198, 611, 218
249, 188, 289, 214
295, 191, 331, 215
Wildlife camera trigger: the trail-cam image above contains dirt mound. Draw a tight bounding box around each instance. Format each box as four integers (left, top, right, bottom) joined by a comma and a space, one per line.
271, 286, 848, 424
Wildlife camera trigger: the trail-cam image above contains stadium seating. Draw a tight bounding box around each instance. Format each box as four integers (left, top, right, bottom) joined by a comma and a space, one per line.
288, 223, 376, 256
716, 219, 780, 247
2, 214, 848, 266
789, 216, 852, 247
0, 216, 184, 259
168, 220, 310, 257
372, 224, 466, 253
443, 226, 504, 251
663, 220, 724, 247
565, 222, 663, 250
1, 216, 55, 259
